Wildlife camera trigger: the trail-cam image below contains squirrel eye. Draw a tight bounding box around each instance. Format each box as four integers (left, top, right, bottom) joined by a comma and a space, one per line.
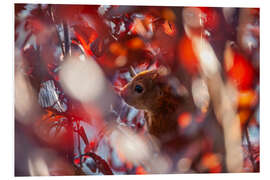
134, 84, 144, 93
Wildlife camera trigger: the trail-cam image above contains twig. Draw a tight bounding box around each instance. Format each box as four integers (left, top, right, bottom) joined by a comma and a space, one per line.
63, 20, 71, 58
244, 127, 258, 171
48, 5, 65, 57
242, 103, 259, 172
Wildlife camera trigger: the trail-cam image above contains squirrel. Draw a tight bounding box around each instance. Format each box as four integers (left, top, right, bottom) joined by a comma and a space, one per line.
120, 68, 226, 172
120, 68, 197, 146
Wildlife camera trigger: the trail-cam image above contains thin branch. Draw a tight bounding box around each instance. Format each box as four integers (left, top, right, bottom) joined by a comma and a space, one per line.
242, 103, 259, 172
244, 127, 258, 171
63, 20, 71, 58
48, 5, 65, 57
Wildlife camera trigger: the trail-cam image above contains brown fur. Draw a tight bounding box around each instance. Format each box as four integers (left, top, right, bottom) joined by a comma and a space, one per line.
120, 69, 195, 141
120, 69, 226, 172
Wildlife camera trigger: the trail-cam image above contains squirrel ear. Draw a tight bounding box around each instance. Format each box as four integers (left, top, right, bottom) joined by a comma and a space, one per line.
129, 66, 137, 77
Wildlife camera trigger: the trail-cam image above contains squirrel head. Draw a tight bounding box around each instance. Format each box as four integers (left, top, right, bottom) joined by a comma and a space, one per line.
120, 68, 189, 112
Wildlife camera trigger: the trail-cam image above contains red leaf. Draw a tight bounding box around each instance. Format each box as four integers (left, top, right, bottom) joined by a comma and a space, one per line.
78, 126, 89, 146
84, 140, 97, 153
178, 36, 199, 75
227, 53, 255, 90
199, 7, 220, 31
136, 166, 147, 174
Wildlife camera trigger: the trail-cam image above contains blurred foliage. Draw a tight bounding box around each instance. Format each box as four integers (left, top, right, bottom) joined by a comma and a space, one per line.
15, 4, 259, 175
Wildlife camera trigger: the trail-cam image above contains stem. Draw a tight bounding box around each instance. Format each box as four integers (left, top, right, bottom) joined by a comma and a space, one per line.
76, 120, 82, 167
242, 103, 259, 172
244, 127, 258, 171
48, 5, 65, 57
63, 20, 70, 58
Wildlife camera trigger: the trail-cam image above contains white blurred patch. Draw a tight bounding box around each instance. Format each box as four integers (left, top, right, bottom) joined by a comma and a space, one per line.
224, 41, 235, 71
182, 7, 203, 29
241, 28, 258, 53
223, 8, 236, 24
237, 8, 259, 55
28, 154, 49, 176
27, 149, 75, 176
110, 126, 152, 165
59, 57, 106, 103
79, 54, 86, 61
15, 71, 39, 124
192, 37, 221, 77
148, 154, 172, 174
115, 56, 127, 67
98, 5, 111, 16
192, 78, 210, 111
131, 18, 153, 39
177, 158, 192, 173
225, 82, 239, 110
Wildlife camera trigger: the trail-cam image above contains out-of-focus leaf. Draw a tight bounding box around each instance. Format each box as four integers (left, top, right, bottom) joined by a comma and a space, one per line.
83, 152, 114, 175
78, 126, 89, 146
91, 37, 106, 57
227, 53, 255, 90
